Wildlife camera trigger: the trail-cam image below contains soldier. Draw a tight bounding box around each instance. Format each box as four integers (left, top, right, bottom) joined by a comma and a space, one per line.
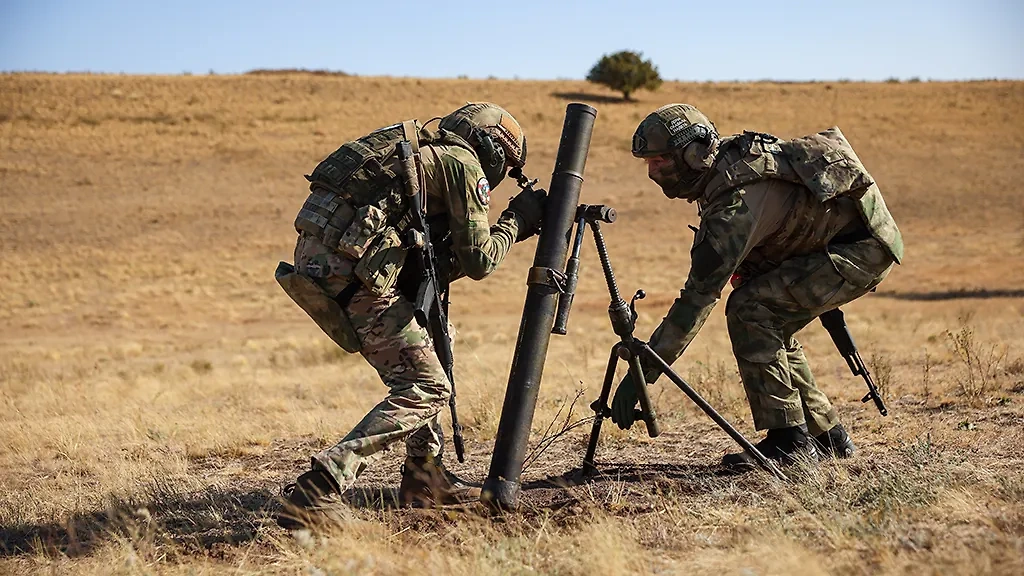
274, 103, 545, 527
611, 104, 903, 468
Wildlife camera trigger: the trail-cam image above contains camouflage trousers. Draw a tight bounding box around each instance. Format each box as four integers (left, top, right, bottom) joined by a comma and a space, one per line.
725, 237, 895, 436
310, 284, 451, 491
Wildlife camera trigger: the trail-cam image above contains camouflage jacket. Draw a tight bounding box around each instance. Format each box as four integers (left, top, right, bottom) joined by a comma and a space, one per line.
419, 142, 522, 281
645, 129, 903, 369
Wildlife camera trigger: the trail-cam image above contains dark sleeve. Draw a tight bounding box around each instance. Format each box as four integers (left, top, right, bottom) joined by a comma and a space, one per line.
647, 188, 758, 368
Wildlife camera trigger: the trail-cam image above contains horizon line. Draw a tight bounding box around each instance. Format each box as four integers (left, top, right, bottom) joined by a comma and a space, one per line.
3, 69, 1022, 84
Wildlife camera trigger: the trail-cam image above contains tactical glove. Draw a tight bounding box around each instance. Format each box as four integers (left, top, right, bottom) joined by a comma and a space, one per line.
610, 372, 639, 430
505, 187, 547, 242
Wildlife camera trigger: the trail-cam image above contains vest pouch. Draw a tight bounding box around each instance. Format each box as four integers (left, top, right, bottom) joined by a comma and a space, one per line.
780, 126, 875, 203
337, 205, 388, 260
275, 261, 362, 353
354, 226, 407, 296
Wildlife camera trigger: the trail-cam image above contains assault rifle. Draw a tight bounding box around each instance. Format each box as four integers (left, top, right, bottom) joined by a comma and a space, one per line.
819, 308, 888, 416
396, 139, 466, 462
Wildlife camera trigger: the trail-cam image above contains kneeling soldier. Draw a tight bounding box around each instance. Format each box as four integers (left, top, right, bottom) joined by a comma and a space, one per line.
612, 104, 903, 468
275, 103, 545, 527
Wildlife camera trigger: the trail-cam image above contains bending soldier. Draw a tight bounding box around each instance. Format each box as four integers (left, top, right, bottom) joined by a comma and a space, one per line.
612, 104, 903, 468
275, 103, 545, 527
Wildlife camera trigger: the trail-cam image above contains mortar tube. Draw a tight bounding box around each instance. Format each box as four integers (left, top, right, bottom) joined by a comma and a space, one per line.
481, 103, 598, 510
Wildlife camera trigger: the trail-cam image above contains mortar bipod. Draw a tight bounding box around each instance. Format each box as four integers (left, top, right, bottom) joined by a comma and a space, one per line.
568, 204, 790, 482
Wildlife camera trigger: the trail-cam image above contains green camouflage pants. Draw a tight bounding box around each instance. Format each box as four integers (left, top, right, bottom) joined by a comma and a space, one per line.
310, 285, 451, 491
725, 237, 895, 435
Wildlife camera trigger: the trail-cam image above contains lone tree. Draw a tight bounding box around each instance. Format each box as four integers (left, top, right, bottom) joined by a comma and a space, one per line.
586, 50, 663, 101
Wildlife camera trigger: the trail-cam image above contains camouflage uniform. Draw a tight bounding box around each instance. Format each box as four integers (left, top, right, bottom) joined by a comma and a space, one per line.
649, 176, 899, 434
621, 105, 903, 438
281, 105, 537, 494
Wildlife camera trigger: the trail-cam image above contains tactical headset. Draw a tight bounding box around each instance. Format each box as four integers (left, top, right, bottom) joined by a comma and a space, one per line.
471, 126, 510, 188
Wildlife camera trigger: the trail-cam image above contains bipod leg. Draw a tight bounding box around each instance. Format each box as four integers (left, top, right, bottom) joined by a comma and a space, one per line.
582, 343, 623, 475
639, 343, 789, 482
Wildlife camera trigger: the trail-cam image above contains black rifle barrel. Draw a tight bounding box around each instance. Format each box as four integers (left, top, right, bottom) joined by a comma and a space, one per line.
481, 103, 597, 510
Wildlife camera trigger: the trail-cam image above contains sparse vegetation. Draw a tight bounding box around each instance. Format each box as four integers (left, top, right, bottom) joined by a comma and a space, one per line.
945, 318, 1009, 405
0, 74, 1022, 574
870, 351, 895, 401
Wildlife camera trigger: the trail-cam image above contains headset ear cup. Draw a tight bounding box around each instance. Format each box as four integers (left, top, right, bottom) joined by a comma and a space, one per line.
486, 129, 506, 170
682, 141, 713, 171
473, 128, 505, 171
472, 128, 507, 187
491, 139, 506, 170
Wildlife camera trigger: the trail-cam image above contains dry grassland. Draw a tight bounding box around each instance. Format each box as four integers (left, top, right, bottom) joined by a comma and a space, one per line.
1, 73, 1023, 574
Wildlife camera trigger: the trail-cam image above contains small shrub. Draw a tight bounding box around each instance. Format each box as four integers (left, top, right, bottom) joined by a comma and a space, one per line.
921, 349, 934, 401
870, 351, 895, 401
945, 319, 1008, 405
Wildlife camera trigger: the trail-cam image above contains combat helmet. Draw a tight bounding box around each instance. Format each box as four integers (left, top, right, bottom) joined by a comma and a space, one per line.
439, 102, 527, 188
632, 104, 719, 201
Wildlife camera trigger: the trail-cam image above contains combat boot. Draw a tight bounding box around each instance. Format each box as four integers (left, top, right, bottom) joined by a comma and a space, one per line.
398, 455, 481, 507
721, 424, 818, 470
814, 422, 857, 459
276, 468, 339, 529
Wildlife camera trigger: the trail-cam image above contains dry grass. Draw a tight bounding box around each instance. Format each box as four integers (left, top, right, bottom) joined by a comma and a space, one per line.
1, 73, 1023, 574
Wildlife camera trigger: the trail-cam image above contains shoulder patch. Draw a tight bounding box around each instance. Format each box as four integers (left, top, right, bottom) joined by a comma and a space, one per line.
475, 177, 491, 206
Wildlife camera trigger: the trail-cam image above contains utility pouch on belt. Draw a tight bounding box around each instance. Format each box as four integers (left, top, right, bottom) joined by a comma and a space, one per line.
275, 261, 362, 353
337, 205, 388, 260
337, 204, 407, 296
354, 226, 406, 295
780, 126, 876, 203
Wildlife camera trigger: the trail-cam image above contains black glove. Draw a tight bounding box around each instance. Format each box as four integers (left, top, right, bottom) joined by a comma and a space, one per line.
505, 187, 547, 242
610, 372, 639, 429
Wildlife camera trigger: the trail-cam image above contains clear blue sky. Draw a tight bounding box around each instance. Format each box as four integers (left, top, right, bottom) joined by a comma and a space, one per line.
1, 0, 1021, 80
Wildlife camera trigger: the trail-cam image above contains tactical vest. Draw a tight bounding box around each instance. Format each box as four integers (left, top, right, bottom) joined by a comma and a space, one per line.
701, 127, 903, 264
293, 122, 476, 294
295, 122, 474, 249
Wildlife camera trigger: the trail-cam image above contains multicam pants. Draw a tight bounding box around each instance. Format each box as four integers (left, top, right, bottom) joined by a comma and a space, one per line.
310, 285, 451, 491
725, 237, 895, 436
